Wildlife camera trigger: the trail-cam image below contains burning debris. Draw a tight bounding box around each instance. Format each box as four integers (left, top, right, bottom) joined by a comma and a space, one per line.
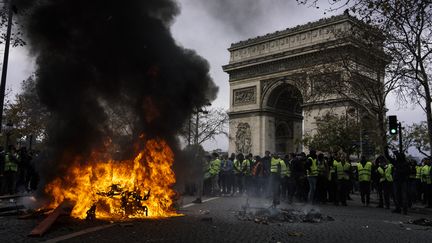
237, 207, 334, 225
43, 138, 179, 219
93, 184, 151, 219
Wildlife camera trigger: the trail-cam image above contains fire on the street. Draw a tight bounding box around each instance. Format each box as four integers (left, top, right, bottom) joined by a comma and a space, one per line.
44, 137, 179, 219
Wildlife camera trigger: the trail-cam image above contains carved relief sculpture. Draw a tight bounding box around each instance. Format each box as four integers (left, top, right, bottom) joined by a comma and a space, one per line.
235, 123, 252, 154
233, 86, 256, 106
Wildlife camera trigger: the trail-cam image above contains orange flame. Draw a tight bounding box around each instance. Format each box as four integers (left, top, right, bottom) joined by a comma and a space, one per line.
44, 137, 179, 219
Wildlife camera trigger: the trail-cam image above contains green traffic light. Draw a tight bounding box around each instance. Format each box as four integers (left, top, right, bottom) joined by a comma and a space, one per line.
390, 129, 397, 134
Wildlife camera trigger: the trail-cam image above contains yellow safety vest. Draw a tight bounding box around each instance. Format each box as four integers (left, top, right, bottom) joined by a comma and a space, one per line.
416, 166, 422, 179
421, 165, 431, 184
4, 153, 18, 172
307, 157, 318, 177
280, 160, 291, 178
328, 160, 337, 180
242, 159, 251, 176
270, 158, 281, 174
377, 167, 385, 182
234, 159, 242, 174
385, 164, 393, 182
209, 159, 221, 176
336, 161, 350, 180
357, 161, 372, 182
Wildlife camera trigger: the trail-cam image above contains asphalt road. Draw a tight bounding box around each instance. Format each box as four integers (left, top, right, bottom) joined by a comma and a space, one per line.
1, 193, 432, 243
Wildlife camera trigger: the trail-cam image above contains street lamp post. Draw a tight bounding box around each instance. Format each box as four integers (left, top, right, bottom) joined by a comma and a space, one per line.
0, 1, 14, 129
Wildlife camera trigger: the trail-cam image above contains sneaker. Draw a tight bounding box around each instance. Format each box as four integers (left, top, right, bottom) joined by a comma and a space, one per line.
192, 198, 202, 204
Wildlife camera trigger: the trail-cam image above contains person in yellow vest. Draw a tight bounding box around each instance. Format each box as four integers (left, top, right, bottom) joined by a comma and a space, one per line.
375, 156, 385, 208
376, 156, 393, 209
421, 158, 432, 208
306, 150, 318, 204
234, 153, 245, 195
270, 153, 282, 206
208, 153, 221, 196
328, 155, 338, 204
243, 153, 253, 195
357, 156, 373, 206
317, 153, 329, 203
282, 153, 295, 204
2, 145, 19, 195
335, 157, 351, 206
415, 160, 423, 202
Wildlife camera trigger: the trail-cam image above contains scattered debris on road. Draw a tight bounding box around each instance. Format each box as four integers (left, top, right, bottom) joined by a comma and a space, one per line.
199, 210, 210, 215
407, 218, 432, 227
237, 207, 334, 224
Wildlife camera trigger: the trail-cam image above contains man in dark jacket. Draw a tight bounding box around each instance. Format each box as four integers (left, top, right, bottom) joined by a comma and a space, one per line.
261, 151, 271, 197
385, 148, 409, 214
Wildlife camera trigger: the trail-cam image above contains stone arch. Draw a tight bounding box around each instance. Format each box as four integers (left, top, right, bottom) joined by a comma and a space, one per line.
261, 78, 304, 110
262, 80, 304, 154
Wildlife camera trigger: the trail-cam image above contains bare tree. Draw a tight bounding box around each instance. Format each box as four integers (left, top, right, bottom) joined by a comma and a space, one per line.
298, 0, 432, 156
180, 108, 229, 146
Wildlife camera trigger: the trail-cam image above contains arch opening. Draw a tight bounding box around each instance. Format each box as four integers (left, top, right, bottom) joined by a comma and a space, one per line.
266, 83, 303, 154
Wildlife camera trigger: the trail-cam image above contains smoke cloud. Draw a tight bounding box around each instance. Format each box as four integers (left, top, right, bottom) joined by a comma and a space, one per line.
15, 0, 218, 186
189, 0, 299, 37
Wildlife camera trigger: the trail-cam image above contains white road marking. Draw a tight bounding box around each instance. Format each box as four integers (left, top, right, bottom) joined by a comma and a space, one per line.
181, 197, 219, 209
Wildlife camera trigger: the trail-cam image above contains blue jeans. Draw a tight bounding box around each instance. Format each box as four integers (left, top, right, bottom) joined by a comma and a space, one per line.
308, 176, 317, 203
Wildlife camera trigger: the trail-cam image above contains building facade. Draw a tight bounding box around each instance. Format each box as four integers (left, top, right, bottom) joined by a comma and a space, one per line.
223, 12, 386, 155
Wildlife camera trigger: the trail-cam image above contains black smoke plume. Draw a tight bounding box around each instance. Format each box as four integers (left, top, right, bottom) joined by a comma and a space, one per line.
15, 0, 218, 187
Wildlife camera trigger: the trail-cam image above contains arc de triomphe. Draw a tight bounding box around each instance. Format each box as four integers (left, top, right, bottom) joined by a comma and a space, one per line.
223, 13, 385, 155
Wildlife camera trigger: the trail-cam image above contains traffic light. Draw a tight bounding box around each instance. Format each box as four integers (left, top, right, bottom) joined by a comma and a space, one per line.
388, 115, 398, 135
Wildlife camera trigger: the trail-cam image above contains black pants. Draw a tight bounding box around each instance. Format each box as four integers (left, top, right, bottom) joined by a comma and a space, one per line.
359, 181, 371, 205
393, 180, 408, 212
235, 174, 244, 194
317, 176, 328, 202
337, 179, 350, 205
328, 177, 337, 203
378, 181, 393, 208
1, 171, 17, 195
220, 173, 234, 194
294, 176, 308, 202
408, 178, 417, 207
422, 182, 432, 207
271, 174, 280, 205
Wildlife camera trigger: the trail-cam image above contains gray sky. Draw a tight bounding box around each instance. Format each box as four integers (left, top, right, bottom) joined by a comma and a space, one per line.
2, 0, 425, 154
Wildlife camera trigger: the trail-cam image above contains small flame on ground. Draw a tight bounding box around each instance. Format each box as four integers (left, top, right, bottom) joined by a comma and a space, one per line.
44, 137, 179, 219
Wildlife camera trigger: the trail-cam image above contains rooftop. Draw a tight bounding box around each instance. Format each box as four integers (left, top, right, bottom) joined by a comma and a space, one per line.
229, 11, 364, 50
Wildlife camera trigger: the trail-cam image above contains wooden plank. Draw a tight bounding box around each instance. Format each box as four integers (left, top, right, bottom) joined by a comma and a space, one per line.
28, 201, 74, 237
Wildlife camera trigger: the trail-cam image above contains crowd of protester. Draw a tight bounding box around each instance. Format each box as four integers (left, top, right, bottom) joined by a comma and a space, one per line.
191, 149, 432, 215
0, 144, 39, 195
